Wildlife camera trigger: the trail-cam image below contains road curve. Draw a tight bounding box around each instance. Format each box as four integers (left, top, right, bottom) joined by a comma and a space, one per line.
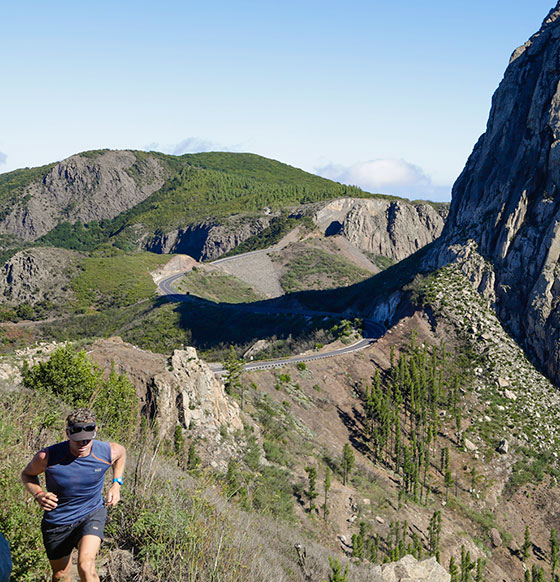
157, 255, 385, 374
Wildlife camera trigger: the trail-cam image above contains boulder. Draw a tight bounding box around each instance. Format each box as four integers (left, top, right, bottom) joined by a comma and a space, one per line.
370, 555, 451, 582
490, 528, 503, 548
497, 439, 509, 454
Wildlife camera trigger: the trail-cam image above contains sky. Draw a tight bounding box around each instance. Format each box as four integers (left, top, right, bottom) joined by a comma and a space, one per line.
0, 1, 557, 202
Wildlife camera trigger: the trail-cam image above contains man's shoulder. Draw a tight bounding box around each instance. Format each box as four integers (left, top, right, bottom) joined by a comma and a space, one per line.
92, 440, 112, 462
44, 441, 70, 467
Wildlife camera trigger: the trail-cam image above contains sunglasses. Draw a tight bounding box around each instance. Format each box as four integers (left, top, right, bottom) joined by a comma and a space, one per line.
68, 424, 96, 434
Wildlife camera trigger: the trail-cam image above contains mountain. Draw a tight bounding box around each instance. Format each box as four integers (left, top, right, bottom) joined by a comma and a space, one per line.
425, 2, 560, 385
0, 150, 446, 262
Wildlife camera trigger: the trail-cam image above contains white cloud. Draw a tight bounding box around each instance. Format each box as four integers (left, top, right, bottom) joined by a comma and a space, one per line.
0, 152, 7, 165
170, 137, 222, 155
144, 137, 241, 156
316, 158, 451, 201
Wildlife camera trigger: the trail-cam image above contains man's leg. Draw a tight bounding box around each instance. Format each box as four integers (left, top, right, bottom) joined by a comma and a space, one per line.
77, 535, 102, 582
49, 554, 72, 582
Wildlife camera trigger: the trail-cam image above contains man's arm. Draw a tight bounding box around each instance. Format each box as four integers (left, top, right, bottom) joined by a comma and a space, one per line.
21, 451, 58, 511
106, 442, 126, 507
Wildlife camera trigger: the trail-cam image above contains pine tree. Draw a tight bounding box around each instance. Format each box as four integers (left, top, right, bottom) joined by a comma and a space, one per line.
327, 557, 349, 582
460, 546, 474, 582
444, 469, 454, 502
187, 441, 201, 471
449, 556, 459, 582
523, 525, 532, 562
304, 466, 318, 512
475, 557, 486, 582
551, 528, 558, 579
428, 510, 442, 562
323, 466, 331, 520
223, 346, 244, 401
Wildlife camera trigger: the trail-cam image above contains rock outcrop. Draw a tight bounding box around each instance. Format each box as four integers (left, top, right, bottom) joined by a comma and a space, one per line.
1, 150, 167, 240
89, 337, 244, 469
145, 215, 273, 261
427, 2, 560, 384
0, 247, 79, 306
370, 555, 450, 582
315, 198, 446, 262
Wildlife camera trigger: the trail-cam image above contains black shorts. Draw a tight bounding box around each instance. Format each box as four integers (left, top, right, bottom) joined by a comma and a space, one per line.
41, 505, 107, 560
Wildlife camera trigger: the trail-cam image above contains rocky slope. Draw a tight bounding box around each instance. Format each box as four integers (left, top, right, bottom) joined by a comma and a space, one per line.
0, 247, 80, 308
425, 2, 560, 385
0, 150, 168, 241
88, 337, 244, 470
315, 197, 446, 262
145, 214, 274, 260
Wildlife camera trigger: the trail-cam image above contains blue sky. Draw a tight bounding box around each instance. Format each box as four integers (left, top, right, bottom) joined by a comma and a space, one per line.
0, 1, 556, 201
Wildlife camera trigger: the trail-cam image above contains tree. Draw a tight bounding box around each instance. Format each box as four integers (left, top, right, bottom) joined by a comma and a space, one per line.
460, 546, 474, 582
90, 362, 139, 443
429, 510, 442, 562
531, 564, 544, 582
342, 443, 355, 486
187, 441, 201, 471
444, 469, 454, 502
23, 345, 138, 442
551, 528, 558, 579
449, 556, 459, 582
223, 346, 244, 401
475, 558, 486, 582
326, 557, 349, 582
304, 466, 318, 512
523, 525, 532, 562
323, 466, 331, 520
22, 344, 100, 406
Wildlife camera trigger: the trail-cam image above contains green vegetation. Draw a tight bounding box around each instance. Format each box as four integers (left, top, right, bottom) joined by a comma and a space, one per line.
71, 250, 169, 312
0, 389, 289, 581
38, 295, 338, 362
277, 246, 371, 293
177, 269, 264, 303
222, 213, 315, 258
38, 151, 392, 254
372, 254, 395, 270
0, 162, 57, 221
22, 345, 139, 444
286, 242, 433, 315
362, 335, 472, 504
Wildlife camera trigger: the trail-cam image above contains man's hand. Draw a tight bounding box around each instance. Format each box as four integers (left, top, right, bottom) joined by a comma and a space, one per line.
36, 491, 58, 511
106, 483, 121, 507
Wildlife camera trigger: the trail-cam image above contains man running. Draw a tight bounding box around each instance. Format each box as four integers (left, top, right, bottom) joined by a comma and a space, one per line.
21, 409, 126, 582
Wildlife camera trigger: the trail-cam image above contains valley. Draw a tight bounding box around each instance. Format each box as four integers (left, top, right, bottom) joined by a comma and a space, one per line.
4, 4, 560, 581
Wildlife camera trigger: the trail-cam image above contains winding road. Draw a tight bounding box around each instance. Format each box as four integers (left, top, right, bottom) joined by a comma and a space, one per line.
157, 251, 385, 374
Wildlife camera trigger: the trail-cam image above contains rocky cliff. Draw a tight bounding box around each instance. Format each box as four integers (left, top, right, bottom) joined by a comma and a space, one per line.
315, 198, 446, 262
0, 247, 79, 307
88, 337, 244, 470
145, 215, 273, 260
426, 2, 560, 385
1, 150, 168, 240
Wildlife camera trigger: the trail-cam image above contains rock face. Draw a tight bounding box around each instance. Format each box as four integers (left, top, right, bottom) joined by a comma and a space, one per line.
370, 555, 450, 582
145, 215, 272, 261
1, 150, 167, 241
315, 198, 446, 262
427, 3, 560, 384
89, 338, 243, 470
0, 247, 79, 306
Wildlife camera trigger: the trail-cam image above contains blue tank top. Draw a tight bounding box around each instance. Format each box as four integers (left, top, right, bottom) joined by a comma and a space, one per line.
43, 440, 112, 525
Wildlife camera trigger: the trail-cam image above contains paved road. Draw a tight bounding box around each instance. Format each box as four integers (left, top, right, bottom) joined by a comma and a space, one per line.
157, 254, 385, 374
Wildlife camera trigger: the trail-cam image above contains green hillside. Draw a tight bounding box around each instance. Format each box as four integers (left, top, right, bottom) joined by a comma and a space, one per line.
37, 151, 398, 252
